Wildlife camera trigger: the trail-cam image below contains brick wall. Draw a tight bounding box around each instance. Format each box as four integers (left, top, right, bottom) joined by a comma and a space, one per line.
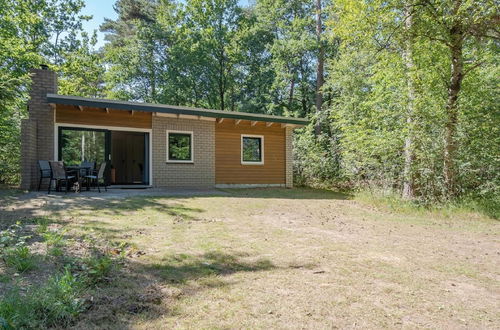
20, 120, 37, 190
152, 117, 215, 188
20, 68, 57, 190
285, 127, 294, 188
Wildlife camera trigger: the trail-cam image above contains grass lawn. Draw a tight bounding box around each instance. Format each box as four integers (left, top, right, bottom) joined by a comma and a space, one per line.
0, 188, 499, 329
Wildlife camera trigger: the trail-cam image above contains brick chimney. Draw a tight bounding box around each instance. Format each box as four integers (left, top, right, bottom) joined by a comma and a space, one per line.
20, 66, 58, 190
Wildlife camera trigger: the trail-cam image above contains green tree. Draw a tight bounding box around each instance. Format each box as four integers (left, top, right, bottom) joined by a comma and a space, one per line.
57, 32, 106, 97
0, 0, 91, 184
412, 0, 499, 197
322, 0, 499, 202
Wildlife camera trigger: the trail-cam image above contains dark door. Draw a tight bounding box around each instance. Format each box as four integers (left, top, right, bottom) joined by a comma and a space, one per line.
110, 131, 147, 184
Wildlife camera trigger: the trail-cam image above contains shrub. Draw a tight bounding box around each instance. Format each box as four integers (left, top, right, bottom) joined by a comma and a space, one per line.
294, 128, 343, 188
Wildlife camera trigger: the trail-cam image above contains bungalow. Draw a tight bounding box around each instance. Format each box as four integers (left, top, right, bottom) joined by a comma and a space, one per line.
20, 67, 308, 190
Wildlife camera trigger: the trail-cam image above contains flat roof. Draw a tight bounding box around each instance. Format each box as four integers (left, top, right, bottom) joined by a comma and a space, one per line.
47, 94, 309, 125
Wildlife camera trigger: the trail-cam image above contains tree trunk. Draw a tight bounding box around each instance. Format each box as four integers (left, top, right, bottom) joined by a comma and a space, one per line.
402, 3, 415, 200
443, 38, 464, 197
299, 59, 308, 116
288, 77, 295, 110
219, 47, 225, 110
315, 0, 324, 135
442, 0, 464, 198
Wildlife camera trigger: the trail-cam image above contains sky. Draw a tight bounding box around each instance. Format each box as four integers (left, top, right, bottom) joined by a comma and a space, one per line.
80, 0, 118, 48
81, 0, 251, 48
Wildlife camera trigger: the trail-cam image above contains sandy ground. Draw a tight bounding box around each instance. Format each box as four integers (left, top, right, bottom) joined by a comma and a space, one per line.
0, 188, 499, 329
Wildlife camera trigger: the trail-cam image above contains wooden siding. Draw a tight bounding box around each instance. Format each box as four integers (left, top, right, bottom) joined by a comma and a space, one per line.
55, 104, 152, 129
215, 120, 285, 184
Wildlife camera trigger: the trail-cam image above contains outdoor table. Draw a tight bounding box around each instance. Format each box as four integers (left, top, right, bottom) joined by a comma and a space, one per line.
65, 165, 92, 192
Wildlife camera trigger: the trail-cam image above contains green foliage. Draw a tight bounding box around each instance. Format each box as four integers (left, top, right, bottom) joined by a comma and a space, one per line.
57, 32, 106, 97
83, 254, 114, 284
0, 218, 118, 329
355, 189, 499, 220
100, 0, 322, 115
34, 217, 51, 234
0, 0, 92, 184
43, 229, 66, 248
302, 0, 500, 204
2, 245, 36, 272
168, 133, 192, 161
0, 222, 31, 248
0, 268, 85, 329
294, 127, 341, 187
43, 229, 67, 257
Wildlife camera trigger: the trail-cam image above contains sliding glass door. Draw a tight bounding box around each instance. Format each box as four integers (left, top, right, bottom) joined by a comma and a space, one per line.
58, 127, 111, 181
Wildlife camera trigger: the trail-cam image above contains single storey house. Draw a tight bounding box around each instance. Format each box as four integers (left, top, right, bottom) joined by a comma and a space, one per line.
20, 67, 307, 190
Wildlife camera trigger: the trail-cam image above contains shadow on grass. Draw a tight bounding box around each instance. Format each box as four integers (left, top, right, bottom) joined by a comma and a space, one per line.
0, 194, 205, 229
73, 250, 275, 329
148, 251, 274, 284
89, 197, 205, 218
0, 187, 350, 225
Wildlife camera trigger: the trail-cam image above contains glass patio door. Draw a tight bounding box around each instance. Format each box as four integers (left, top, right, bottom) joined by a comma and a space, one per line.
58, 127, 111, 181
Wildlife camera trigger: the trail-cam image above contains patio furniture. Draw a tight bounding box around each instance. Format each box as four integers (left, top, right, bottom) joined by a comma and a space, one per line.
66, 164, 93, 192
79, 161, 95, 177
84, 162, 107, 193
38, 160, 52, 191
48, 161, 76, 194
80, 161, 95, 177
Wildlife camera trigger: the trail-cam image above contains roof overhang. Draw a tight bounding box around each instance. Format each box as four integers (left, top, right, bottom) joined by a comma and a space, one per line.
47, 94, 309, 126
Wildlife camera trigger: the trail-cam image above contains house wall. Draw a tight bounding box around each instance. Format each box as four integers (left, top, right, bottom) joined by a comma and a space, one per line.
215, 120, 286, 185
285, 127, 294, 188
152, 116, 215, 188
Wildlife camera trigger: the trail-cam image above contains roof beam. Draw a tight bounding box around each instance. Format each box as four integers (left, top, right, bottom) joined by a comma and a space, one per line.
235, 119, 242, 125
105, 108, 109, 114
266, 122, 273, 127
217, 118, 224, 124
179, 114, 198, 120
130, 110, 134, 115
156, 113, 177, 118
251, 121, 258, 126
78, 106, 84, 111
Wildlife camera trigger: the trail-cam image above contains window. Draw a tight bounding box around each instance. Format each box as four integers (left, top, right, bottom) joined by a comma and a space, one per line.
166, 130, 193, 162
241, 135, 264, 165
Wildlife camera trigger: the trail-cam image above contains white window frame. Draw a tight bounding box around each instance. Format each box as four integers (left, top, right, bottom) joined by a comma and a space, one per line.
241, 134, 264, 165
166, 130, 194, 163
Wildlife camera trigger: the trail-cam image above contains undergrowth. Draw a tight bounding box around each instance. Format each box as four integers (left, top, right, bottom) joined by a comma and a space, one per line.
354, 189, 499, 220
2, 245, 36, 272
0, 218, 119, 329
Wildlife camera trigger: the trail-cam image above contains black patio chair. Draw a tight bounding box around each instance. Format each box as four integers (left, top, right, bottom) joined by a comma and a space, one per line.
48, 161, 76, 194
38, 160, 52, 191
79, 161, 95, 176
84, 162, 107, 193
